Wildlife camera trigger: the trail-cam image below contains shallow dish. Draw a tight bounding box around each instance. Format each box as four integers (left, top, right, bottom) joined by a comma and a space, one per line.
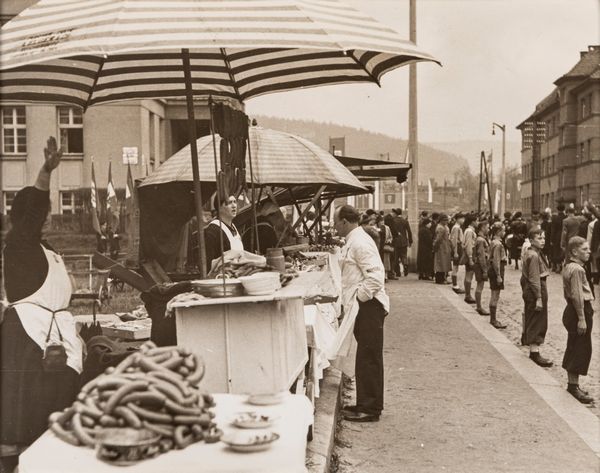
247, 391, 286, 406
232, 412, 277, 429
191, 278, 244, 298
221, 431, 280, 453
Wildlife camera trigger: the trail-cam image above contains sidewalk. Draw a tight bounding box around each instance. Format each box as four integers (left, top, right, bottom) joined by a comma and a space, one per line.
334, 276, 600, 473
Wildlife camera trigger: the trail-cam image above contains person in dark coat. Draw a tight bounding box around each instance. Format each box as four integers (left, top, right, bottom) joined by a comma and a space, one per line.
392, 208, 413, 276
1, 138, 82, 471
510, 212, 527, 269
551, 204, 566, 271
417, 219, 434, 280
540, 209, 553, 263
561, 206, 582, 259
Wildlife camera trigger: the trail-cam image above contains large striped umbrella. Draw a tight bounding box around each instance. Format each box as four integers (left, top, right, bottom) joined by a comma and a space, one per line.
140, 126, 367, 192
0, 0, 438, 106
0, 0, 438, 275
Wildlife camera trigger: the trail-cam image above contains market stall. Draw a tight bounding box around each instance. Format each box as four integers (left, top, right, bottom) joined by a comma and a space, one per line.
19, 344, 313, 473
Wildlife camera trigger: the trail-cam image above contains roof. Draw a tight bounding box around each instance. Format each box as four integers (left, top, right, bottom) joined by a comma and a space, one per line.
554, 45, 600, 85
516, 87, 559, 128
334, 155, 412, 184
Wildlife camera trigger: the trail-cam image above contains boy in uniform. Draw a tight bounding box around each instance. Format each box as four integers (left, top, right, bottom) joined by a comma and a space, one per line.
561, 236, 594, 403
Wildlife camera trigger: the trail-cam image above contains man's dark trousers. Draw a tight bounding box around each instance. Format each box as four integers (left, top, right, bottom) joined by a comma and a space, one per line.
354, 298, 386, 415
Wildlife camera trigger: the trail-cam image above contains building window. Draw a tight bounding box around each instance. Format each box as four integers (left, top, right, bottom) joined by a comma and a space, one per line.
579, 142, 585, 163
1, 106, 27, 154
60, 191, 83, 215
587, 139, 592, 161
58, 107, 83, 154
3, 191, 17, 214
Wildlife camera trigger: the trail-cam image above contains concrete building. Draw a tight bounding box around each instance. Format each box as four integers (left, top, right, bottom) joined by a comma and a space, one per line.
518, 45, 600, 213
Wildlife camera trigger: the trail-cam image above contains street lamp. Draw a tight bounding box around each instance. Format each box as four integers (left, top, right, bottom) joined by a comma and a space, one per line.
492, 122, 506, 216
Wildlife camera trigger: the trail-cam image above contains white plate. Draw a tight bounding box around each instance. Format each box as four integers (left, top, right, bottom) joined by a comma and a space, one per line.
221, 431, 279, 453
232, 412, 277, 429
247, 392, 286, 406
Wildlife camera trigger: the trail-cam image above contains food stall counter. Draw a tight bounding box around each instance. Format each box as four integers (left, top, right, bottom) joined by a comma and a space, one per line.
19, 393, 313, 473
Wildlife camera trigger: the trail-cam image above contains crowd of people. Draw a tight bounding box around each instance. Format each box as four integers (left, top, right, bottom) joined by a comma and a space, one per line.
355, 203, 598, 406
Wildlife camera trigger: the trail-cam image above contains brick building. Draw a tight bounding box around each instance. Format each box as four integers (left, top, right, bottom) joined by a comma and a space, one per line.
518, 45, 600, 213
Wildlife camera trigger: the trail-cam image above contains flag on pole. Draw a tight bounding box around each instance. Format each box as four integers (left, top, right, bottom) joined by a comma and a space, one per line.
125, 163, 140, 266
427, 179, 433, 203
494, 188, 501, 214
401, 184, 406, 209
106, 161, 119, 231
403, 145, 410, 164
90, 159, 101, 234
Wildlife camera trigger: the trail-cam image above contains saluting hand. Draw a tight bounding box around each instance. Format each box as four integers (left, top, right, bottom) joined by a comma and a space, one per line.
43, 136, 63, 172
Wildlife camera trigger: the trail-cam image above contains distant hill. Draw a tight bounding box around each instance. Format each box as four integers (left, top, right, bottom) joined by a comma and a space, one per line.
426, 140, 522, 174
252, 115, 470, 186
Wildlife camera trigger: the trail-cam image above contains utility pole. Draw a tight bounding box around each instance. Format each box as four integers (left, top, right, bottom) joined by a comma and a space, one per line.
408, 0, 419, 270
492, 122, 506, 216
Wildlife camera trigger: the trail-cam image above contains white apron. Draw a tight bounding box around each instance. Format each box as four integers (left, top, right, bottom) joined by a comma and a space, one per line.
326, 245, 360, 377
9, 245, 83, 374
209, 219, 244, 251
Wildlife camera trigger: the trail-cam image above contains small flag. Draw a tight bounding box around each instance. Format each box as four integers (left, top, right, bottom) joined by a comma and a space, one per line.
90, 159, 101, 234
494, 188, 501, 214
427, 179, 433, 203
403, 145, 410, 164
106, 161, 119, 231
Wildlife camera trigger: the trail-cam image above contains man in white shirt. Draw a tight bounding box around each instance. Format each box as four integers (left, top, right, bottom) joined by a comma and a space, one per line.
334, 205, 389, 422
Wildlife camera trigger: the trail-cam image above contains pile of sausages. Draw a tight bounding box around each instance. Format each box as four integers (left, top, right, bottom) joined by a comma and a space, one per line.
48, 342, 222, 454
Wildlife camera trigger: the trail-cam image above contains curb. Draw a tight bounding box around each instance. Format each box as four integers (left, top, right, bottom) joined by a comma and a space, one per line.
306, 368, 342, 473
438, 284, 600, 458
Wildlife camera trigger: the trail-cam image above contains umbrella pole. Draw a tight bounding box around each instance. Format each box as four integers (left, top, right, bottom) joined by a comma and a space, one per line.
182, 48, 207, 278
246, 131, 259, 253
208, 97, 226, 288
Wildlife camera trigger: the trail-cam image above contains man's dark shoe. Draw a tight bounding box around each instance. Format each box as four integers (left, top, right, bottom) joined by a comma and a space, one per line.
529, 352, 553, 367
490, 320, 507, 329
343, 411, 380, 422
567, 385, 594, 404
476, 308, 490, 316
341, 405, 361, 414
464, 296, 476, 304
388, 274, 398, 280
452, 287, 465, 294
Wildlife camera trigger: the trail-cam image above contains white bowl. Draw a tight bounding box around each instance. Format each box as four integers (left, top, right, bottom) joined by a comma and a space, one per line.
238, 272, 281, 296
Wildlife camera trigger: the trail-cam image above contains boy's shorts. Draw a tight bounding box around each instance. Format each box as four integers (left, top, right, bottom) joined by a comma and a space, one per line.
473, 264, 486, 282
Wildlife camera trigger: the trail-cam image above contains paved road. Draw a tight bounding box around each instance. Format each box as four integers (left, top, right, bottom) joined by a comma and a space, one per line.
333, 276, 599, 473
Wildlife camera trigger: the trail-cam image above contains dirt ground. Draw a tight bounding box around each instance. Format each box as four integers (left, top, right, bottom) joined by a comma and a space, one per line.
332, 275, 599, 473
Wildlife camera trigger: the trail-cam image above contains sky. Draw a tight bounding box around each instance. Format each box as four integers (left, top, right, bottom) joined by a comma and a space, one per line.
246, 0, 600, 145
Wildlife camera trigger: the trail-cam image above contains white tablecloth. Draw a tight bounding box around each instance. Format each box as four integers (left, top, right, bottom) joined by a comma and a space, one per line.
19, 394, 313, 473
304, 303, 338, 397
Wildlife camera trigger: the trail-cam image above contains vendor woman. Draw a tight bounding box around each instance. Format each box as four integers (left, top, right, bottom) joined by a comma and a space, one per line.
204, 193, 244, 267
1, 137, 83, 471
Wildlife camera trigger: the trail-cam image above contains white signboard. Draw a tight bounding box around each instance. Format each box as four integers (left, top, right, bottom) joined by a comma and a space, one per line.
122, 147, 138, 165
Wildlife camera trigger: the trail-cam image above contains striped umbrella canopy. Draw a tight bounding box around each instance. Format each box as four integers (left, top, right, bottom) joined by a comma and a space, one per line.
0, 0, 439, 106
140, 126, 368, 192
